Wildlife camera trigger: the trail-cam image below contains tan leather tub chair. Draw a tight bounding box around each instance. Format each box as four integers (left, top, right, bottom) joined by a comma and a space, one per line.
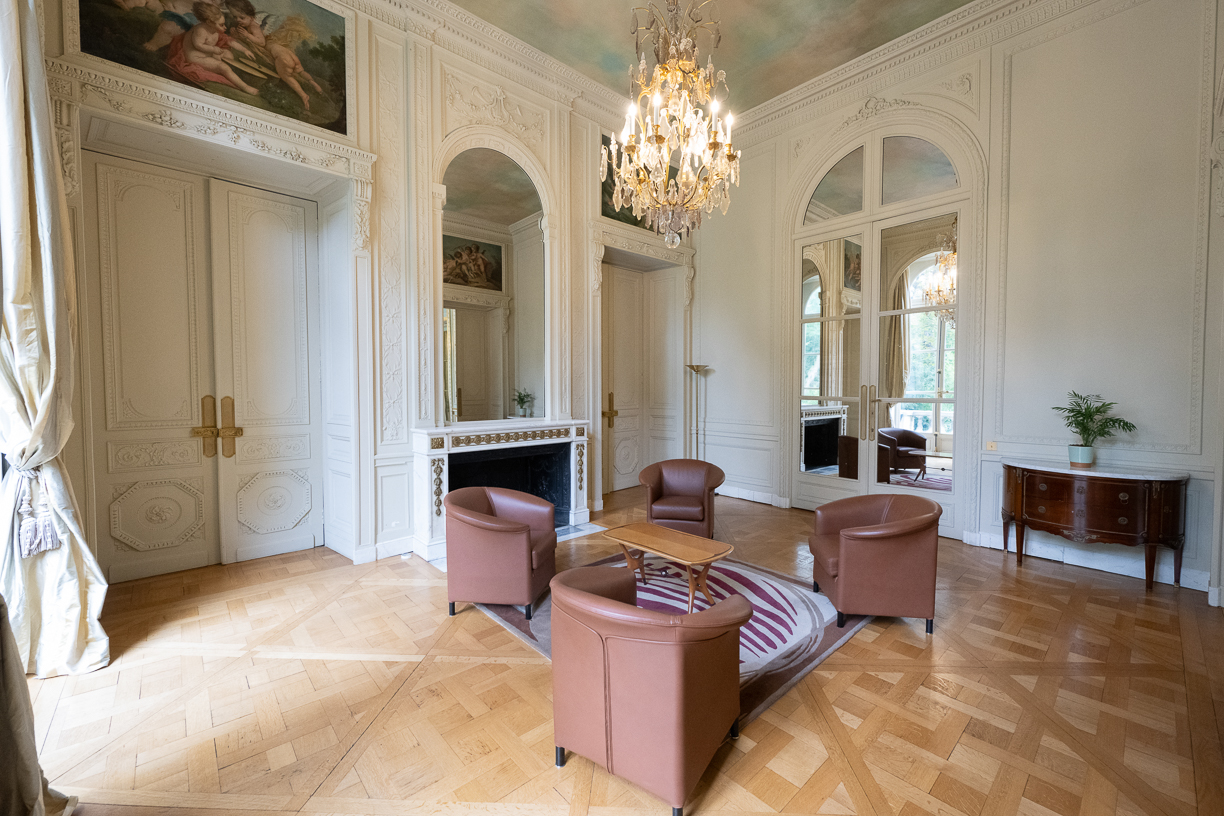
808, 494, 942, 633
551, 566, 752, 816
877, 427, 928, 481
443, 486, 557, 619
639, 459, 726, 538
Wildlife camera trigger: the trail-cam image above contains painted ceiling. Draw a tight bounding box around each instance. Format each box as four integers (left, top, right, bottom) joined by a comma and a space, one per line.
446, 0, 977, 113
443, 148, 543, 225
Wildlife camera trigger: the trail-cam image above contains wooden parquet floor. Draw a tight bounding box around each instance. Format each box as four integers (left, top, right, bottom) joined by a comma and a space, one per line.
26, 488, 1224, 816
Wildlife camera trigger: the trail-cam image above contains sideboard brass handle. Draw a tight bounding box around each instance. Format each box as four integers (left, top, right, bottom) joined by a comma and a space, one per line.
1039, 483, 1047, 491
1038, 506, 1046, 513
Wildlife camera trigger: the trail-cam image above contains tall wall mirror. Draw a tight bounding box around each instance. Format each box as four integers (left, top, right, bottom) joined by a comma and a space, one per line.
441, 148, 546, 422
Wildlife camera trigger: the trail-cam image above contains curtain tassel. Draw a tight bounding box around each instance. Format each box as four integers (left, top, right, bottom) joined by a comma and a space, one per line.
16, 468, 61, 558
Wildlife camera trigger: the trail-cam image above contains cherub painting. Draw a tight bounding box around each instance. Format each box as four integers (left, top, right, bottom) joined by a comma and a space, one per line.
442, 236, 504, 292
78, 0, 348, 134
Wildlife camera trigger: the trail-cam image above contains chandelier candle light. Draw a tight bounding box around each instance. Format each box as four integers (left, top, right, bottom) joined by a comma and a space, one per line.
600, 0, 741, 249
922, 216, 958, 327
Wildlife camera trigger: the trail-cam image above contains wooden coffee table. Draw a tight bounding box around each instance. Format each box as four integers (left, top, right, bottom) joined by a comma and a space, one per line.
603, 522, 734, 613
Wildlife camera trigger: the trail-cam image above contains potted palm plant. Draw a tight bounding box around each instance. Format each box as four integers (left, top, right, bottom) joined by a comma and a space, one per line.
1052, 391, 1136, 469
514, 388, 534, 418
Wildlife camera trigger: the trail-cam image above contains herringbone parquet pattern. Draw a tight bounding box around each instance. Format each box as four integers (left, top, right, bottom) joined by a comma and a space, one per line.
26, 488, 1224, 816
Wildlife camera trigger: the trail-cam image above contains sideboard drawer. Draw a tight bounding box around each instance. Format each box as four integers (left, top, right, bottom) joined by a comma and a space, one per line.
1083, 480, 1141, 508
1021, 497, 1070, 525
1023, 473, 1074, 502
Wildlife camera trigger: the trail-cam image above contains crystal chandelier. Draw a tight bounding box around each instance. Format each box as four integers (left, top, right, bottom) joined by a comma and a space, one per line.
600, 0, 741, 249
922, 216, 957, 327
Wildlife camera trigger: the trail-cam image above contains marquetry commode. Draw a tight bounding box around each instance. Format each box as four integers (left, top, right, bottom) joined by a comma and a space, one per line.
412, 420, 591, 560
1000, 460, 1188, 591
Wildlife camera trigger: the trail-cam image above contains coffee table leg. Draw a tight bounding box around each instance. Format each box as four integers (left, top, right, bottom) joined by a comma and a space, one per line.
695, 563, 716, 606
684, 564, 697, 613
619, 544, 647, 585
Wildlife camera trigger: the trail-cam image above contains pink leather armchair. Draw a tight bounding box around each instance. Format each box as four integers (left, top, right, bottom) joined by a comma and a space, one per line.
443, 486, 557, 619
877, 427, 928, 480
808, 494, 942, 633
551, 566, 752, 816
639, 459, 726, 538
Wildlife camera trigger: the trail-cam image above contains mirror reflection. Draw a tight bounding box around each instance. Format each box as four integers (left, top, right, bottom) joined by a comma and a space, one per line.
876, 213, 956, 489
804, 146, 864, 224
881, 136, 958, 206
441, 148, 545, 422
799, 236, 862, 476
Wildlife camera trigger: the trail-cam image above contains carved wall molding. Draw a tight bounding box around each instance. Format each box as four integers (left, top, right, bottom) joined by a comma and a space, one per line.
991, 2, 1212, 454
576, 443, 585, 492
414, 41, 436, 425
47, 62, 375, 182
236, 470, 312, 535
441, 284, 510, 308
432, 458, 445, 516
376, 36, 408, 443
441, 66, 549, 163
450, 428, 570, 448
834, 97, 920, 135
108, 440, 201, 472
110, 479, 204, 551
237, 434, 311, 464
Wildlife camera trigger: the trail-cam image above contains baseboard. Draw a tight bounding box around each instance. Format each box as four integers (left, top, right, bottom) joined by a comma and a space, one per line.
716, 484, 780, 506
108, 550, 212, 583
376, 537, 414, 560
1210, 586, 1220, 607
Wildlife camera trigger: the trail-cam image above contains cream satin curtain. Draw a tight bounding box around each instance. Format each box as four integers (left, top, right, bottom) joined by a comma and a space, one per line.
880, 275, 908, 425
0, 0, 109, 677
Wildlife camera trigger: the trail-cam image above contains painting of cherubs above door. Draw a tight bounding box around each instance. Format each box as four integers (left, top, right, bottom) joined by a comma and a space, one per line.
76, 0, 348, 134
442, 236, 504, 292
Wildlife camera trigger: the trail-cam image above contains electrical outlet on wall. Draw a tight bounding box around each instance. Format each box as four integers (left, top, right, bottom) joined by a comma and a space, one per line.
986, 441, 998, 451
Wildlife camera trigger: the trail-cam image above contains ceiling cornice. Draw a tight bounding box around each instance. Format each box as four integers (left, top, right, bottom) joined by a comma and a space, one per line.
734, 0, 1109, 147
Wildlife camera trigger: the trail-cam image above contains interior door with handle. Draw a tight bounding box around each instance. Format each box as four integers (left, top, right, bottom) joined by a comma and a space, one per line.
209, 180, 325, 563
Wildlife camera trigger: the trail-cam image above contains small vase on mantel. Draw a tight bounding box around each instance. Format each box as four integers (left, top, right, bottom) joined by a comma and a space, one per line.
1068, 444, 1095, 469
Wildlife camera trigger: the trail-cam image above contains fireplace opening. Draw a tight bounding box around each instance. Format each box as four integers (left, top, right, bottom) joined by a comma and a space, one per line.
448, 442, 571, 528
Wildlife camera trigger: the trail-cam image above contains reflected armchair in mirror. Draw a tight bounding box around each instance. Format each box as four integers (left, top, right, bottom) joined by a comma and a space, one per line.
877, 428, 927, 481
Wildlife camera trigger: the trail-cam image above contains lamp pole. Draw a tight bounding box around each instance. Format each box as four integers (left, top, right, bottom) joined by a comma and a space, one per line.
685, 364, 708, 459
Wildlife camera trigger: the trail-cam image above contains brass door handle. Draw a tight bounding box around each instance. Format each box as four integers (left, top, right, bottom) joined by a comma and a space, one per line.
191, 395, 218, 458
868, 385, 877, 441
602, 392, 619, 428
859, 385, 867, 440
219, 396, 244, 458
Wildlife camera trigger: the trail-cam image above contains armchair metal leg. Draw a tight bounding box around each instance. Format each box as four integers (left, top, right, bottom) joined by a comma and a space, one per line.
836, 611, 846, 628
729, 719, 739, 740
448, 602, 455, 616
524, 604, 533, 620
673, 809, 683, 816
926, 618, 933, 634
555, 746, 565, 767
812, 580, 820, 593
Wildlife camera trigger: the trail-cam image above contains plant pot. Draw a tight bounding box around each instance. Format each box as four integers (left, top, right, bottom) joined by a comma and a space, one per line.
1068, 444, 1095, 469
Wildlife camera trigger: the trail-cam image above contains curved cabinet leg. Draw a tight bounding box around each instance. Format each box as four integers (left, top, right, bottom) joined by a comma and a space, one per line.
1015, 523, 1025, 566
1144, 544, 1156, 592
1173, 545, 1183, 586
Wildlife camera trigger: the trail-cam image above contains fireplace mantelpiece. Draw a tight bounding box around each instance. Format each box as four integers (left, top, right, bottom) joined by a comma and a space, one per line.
411, 420, 591, 559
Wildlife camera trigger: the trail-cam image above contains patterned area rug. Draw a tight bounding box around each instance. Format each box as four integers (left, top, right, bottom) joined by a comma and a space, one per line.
889, 472, 953, 491
477, 555, 869, 724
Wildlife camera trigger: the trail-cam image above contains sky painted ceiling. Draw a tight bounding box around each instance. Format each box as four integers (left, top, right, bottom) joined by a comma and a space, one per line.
443, 148, 543, 225
447, 0, 977, 113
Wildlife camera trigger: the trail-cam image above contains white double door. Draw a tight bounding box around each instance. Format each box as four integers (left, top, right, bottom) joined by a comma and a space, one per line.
82, 153, 325, 582
601, 264, 685, 492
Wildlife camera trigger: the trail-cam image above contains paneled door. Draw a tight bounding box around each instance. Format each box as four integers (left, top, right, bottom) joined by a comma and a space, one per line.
81, 154, 324, 581
209, 180, 324, 564
603, 266, 646, 491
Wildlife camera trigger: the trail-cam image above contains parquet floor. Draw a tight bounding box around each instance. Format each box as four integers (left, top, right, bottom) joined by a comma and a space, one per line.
25, 488, 1224, 816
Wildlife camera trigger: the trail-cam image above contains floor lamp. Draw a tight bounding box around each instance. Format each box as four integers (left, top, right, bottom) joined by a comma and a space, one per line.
686, 364, 707, 459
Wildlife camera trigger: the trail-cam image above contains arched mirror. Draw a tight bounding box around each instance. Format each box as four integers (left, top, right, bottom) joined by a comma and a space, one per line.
441, 148, 545, 422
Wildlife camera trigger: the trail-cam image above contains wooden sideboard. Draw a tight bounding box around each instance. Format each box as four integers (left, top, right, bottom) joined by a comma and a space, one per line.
1000, 460, 1188, 591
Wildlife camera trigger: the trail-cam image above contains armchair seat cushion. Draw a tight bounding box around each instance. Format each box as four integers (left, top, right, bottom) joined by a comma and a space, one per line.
651, 495, 705, 521
807, 534, 840, 577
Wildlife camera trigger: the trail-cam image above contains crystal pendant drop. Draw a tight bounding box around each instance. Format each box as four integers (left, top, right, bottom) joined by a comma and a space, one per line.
664, 231, 681, 249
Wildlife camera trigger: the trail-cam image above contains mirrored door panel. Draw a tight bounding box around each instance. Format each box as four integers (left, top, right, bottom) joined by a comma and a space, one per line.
875, 214, 957, 492
799, 235, 865, 480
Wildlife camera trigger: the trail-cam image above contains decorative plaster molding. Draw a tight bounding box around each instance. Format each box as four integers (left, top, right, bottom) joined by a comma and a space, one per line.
576, 443, 585, 492
47, 61, 374, 180
236, 470, 312, 534
450, 428, 570, 448
939, 73, 974, 98
55, 127, 79, 199
432, 458, 445, 516
237, 435, 311, 463
737, 0, 1146, 149
376, 37, 408, 443
414, 43, 435, 424
110, 479, 204, 551
442, 67, 548, 161
430, 437, 445, 450
108, 440, 200, 472
441, 284, 509, 308
834, 97, 919, 135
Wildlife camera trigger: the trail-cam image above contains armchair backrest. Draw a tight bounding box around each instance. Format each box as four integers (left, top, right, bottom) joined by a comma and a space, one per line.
640, 459, 726, 499
551, 566, 751, 808
814, 493, 942, 536
879, 427, 927, 450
